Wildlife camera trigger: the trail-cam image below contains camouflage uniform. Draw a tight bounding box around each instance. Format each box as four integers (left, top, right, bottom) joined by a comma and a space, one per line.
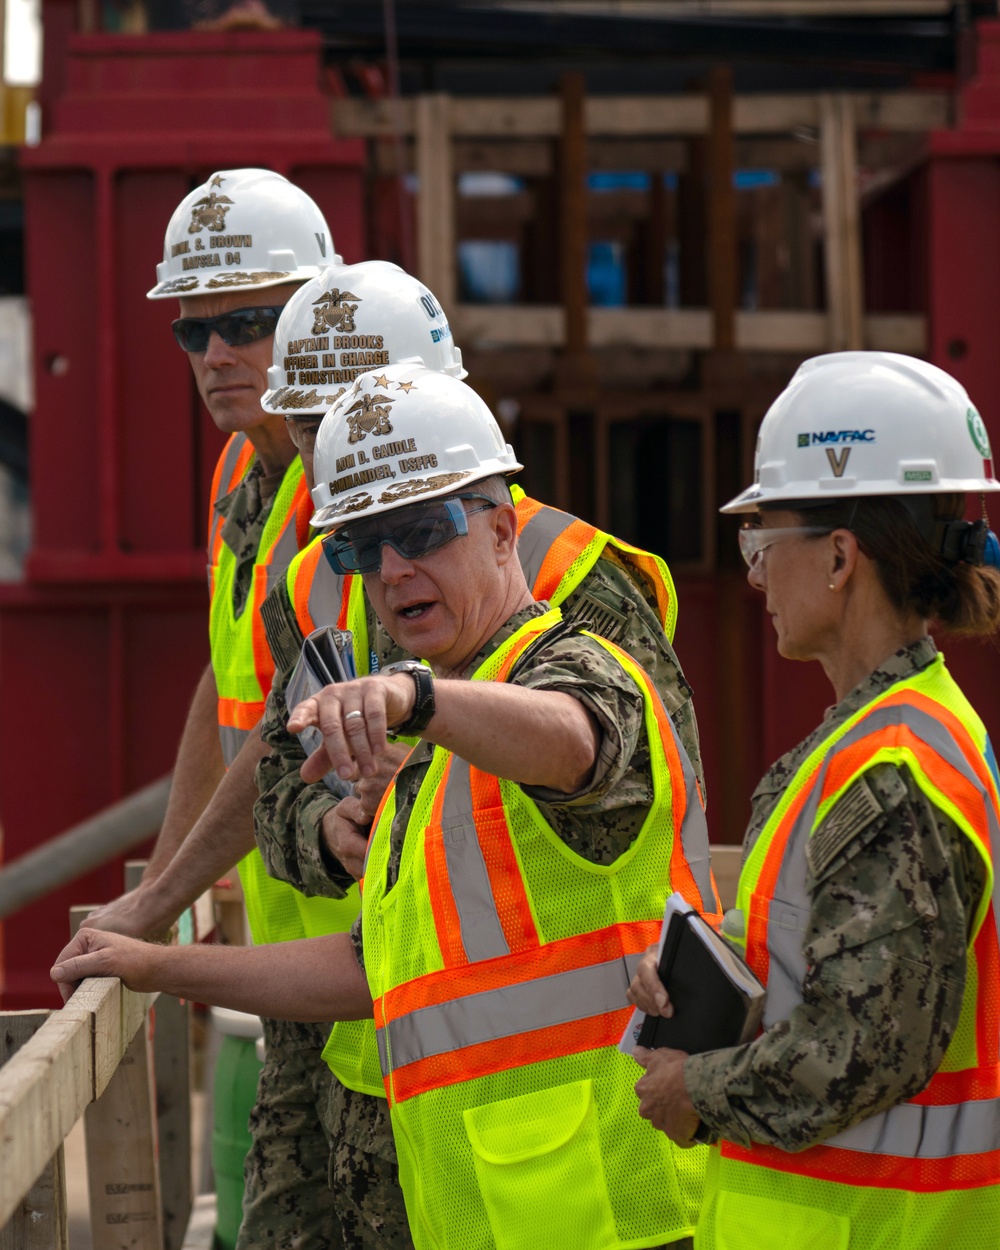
685, 637, 988, 1151
240, 1019, 343, 1250
214, 461, 344, 1250
254, 579, 703, 1250
214, 460, 288, 618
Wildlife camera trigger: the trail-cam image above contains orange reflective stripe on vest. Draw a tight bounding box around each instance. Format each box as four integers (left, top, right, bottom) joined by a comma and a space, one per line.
207, 434, 255, 594
374, 919, 662, 1105
514, 497, 677, 637
208, 444, 311, 765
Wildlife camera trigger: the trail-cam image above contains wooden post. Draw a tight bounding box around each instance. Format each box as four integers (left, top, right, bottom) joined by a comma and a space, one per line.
152, 1002, 191, 1250
820, 94, 864, 349
415, 93, 457, 313
559, 71, 590, 359
125, 864, 192, 1250
84, 1021, 163, 1250
73, 905, 164, 1250
708, 66, 737, 350
0, 1012, 68, 1250
678, 131, 708, 307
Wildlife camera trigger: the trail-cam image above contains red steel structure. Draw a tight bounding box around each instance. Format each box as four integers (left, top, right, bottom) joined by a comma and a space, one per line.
0, 22, 365, 1007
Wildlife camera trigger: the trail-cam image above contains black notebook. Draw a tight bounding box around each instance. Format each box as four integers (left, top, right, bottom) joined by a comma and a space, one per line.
623, 895, 765, 1055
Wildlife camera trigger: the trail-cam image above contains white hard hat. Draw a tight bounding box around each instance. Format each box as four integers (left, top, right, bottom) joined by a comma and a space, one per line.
147, 169, 338, 300
310, 364, 521, 529
722, 351, 1000, 514
261, 261, 465, 416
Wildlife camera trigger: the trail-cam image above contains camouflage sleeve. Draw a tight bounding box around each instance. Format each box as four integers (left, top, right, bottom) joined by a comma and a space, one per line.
684, 761, 987, 1151
512, 630, 653, 867
253, 680, 354, 899
560, 548, 705, 802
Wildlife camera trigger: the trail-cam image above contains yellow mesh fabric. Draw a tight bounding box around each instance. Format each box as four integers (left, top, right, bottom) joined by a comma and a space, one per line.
701, 1155, 1000, 1250
347, 576, 370, 674
210, 458, 306, 711
394, 1053, 702, 1250
363, 611, 706, 1250
939, 954, 979, 1072
373, 747, 450, 988
321, 1019, 384, 1097
236, 849, 360, 947
614, 543, 678, 640
543, 531, 605, 604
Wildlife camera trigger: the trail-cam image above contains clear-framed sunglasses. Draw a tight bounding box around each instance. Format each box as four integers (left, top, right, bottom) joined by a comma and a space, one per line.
322, 494, 497, 575
738, 525, 832, 568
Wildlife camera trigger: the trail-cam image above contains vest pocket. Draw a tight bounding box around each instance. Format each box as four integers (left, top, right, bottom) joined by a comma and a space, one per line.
715, 1192, 848, 1250
463, 1079, 617, 1250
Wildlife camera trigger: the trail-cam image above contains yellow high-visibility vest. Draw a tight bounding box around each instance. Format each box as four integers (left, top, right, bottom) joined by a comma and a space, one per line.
697, 655, 999, 1250
360, 608, 720, 1250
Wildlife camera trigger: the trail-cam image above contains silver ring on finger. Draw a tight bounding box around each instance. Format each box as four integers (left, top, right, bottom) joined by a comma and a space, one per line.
344, 710, 364, 722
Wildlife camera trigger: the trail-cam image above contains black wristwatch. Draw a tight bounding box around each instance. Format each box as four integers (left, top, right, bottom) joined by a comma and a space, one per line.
384, 660, 436, 736
690, 1119, 718, 1146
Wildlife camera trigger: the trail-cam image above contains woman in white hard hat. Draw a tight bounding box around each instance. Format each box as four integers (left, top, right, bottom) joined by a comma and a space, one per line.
627, 352, 1000, 1249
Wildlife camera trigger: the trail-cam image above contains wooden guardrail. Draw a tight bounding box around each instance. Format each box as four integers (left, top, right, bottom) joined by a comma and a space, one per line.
0, 862, 201, 1250
0, 848, 742, 1248
0, 976, 156, 1245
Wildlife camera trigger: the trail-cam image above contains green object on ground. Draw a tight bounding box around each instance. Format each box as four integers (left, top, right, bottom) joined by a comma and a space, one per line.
212, 1020, 264, 1250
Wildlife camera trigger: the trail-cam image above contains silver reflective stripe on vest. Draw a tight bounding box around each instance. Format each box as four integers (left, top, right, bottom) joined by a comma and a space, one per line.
266, 505, 303, 596
220, 723, 250, 768
210, 433, 250, 553
378, 952, 632, 1074
306, 554, 346, 633
766, 701, 1000, 1022
762, 698, 999, 1159
665, 711, 716, 914
440, 759, 510, 963
516, 506, 576, 593
831, 1096, 1000, 1158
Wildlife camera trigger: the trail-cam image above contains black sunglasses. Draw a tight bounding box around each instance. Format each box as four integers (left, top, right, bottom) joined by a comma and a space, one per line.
322, 495, 497, 575
285, 417, 323, 450
171, 305, 286, 353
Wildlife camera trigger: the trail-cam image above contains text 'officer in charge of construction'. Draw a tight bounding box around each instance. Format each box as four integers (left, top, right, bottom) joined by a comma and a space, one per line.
628, 352, 1000, 1250
53, 364, 721, 1250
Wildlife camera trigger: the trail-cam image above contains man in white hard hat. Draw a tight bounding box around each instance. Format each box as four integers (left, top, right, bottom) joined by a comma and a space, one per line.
88, 169, 342, 1250
79, 258, 710, 1247
54, 365, 719, 1250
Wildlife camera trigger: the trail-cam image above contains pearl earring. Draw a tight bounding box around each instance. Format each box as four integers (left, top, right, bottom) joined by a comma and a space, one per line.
829, 582, 836, 590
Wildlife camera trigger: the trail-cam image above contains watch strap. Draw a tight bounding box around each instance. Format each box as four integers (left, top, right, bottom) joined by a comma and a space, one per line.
390, 664, 436, 736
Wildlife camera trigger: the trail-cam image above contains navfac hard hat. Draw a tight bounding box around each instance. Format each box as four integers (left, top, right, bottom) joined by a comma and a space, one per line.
261, 261, 465, 417
147, 169, 337, 300
310, 364, 521, 529
721, 351, 1000, 514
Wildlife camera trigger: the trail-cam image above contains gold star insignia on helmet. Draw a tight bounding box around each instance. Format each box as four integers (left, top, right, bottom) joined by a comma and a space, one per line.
210, 174, 225, 188
371, 374, 390, 390
396, 380, 416, 393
